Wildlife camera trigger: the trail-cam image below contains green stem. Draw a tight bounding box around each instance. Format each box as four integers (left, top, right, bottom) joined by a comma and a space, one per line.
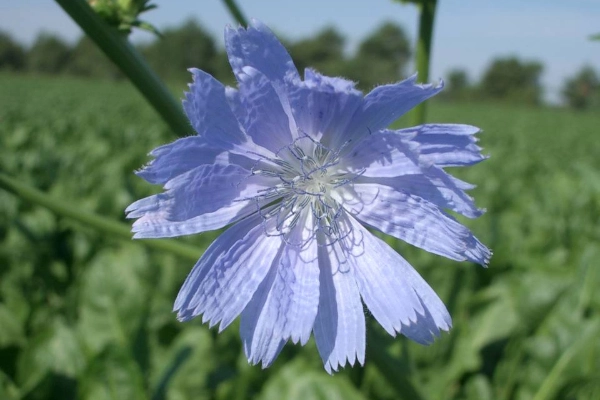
222, 0, 248, 27
54, 0, 190, 137
0, 173, 200, 261
410, 0, 438, 126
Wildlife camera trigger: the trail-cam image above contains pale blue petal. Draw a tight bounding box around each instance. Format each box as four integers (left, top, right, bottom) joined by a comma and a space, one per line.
358, 167, 483, 218
337, 75, 443, 148
313, 239, 365, 374
126, 164, 275, 238
342, 128, 483, 217
342, 130, 422, 178
240, 216, 320, 367
234, 66, 296, 152
183, 68, 247, 148
345, 183, 491, 266
346, 217, 451, 343
286, 69, 363, 143
225, 19, 299, 87
174, 212, 281, 329
135, 136, 224, 185
396, 124, 487, 167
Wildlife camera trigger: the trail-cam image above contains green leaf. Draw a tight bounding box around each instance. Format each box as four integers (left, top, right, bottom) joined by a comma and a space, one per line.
590, 33, 600, 40
532, 321, 600, 400
80, 345, 146, 400
16, 318, 85, 393
0, 305, 25, 348
77, 245, 150, 354
152, 327, 214, 400
366, 325, 426, 400
259, 358, 367, 400
0, 370, 20, 400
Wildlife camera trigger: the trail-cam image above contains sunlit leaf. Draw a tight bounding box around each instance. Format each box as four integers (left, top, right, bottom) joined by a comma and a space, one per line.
259, 359, 367, 400
79, 345, 146, 400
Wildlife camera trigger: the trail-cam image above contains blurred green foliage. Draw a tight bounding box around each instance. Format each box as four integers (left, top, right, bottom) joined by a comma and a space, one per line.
3, 22, 599, 109
562, 66, 600, 110
1, 72, 600, 399
0, 31, 26, 71
479, 57, 544, 105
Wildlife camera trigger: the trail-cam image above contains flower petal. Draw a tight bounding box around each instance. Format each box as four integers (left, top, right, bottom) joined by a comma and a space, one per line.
346, 216, 451, 343
233, 66, 296, 153
126, 164, 274, 238
286, 69, 363, 144
240, 215, 320, 367
183, 68, 247, 148
342, 130, 422, 178
173, 212, 281, 330
135, 136, 225, 185
358, 166, 483, 218
344, 183, 491, 266
313, 239, 365, 374
339, 75, 443, 148
225, 19, 299, 87
396, 124, 487, 167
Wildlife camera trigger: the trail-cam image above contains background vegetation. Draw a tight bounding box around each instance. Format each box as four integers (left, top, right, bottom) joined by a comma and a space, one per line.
1, 19, 599, 108
1, 9, 600, 400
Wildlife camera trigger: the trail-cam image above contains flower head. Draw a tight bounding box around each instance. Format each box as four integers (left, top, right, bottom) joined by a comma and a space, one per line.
126, 20, 490, 373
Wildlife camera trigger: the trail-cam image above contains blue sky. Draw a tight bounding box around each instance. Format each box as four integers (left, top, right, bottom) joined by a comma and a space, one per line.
2, 0, 599, 102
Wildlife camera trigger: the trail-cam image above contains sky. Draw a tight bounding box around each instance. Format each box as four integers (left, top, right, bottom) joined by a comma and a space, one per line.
2, 0, 600, 102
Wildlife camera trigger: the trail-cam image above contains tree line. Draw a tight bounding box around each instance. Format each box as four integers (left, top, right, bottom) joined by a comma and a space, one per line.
1, 19, 597, 110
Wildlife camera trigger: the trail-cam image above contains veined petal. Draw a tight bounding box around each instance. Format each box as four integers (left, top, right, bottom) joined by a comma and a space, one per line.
174, 212, 281, 329
313, 238, 365, 374
344, 183, 491, 266
126, 164, 275, 237
183, 68, 247, 147
346, 216, 451, 343
342, 130, 422, 178
225, 19, 299, 87
358, 167, 483, 218
339, 75, 443, 148
396, 124, 487, 167
135, 136, 225, 185
240, 214, 320, 367
286, 69, 363, 143
234, 66, 296, 153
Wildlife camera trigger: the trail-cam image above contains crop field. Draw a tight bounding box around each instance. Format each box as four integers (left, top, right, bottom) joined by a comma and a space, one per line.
1, 73, 600, 400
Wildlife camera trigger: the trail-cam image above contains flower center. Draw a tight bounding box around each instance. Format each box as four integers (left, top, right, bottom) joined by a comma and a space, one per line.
250, 135, 357, 246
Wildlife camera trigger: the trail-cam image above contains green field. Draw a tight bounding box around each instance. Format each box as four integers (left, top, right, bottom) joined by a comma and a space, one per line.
1, 73, 600, 400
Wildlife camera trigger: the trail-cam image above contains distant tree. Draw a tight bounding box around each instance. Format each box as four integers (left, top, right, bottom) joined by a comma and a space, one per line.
66, 36, 122, 79
289, 27, 347, 77
561, 66, 599, 110
480, 57, 544, 105
447, 69, 468, 92
0, 31, 25, 71
27, 33, 71, 74
442, 69, 472, 100
347, 22, 411, 90
141, 19, 216, 82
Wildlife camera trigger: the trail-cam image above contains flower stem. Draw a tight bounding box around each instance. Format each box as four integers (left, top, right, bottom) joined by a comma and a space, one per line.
222, 0, 248, 27
0, 172, 200, 261
54, 0, 190, 137
411, 0, 438, 126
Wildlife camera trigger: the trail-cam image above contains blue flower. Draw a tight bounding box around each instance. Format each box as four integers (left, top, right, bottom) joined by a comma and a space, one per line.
126, 20, 490, 373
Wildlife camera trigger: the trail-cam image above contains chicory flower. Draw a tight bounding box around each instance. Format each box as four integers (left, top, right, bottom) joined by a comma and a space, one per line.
126, 20, 490, 373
